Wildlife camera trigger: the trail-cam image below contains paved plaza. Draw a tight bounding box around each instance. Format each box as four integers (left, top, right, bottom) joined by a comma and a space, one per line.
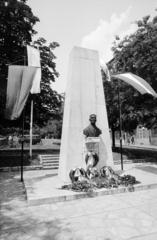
1, 164, 157, 240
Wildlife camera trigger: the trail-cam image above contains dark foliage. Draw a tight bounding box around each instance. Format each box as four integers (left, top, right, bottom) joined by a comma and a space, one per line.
0, 0, 63, 131
103, 10, 157, 139
25, 38, 63, 127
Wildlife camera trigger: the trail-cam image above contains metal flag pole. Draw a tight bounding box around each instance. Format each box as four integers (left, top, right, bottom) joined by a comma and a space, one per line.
20, 55, 26, 182
117, 80, 123, 170
21, 108, 25, 182
27, 45, 41, 159
29, 95, 33, 158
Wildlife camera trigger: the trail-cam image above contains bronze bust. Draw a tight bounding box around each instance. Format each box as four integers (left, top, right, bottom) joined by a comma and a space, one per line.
83, 114, 102, 137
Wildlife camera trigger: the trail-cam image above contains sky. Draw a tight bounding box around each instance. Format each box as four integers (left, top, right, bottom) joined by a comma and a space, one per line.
28, 0, 157, 93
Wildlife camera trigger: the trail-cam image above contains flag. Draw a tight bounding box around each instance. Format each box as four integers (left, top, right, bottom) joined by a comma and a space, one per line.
113, 72, 157, 98
100, 59, 111, 81
5, 65, 37, 120
27, 45, 41, 94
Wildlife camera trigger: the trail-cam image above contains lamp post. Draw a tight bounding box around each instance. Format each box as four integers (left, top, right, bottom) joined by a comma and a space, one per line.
111, 63, 124, 171
117, 80, 123, 170
20, 55, 26, 182
21, 110, 25, 182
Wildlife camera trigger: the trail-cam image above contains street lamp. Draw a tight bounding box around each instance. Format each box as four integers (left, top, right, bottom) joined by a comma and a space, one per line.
117, 79, 123, 170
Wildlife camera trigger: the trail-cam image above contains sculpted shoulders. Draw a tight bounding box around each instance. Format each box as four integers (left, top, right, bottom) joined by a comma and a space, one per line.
96, 126, 102, 134
83, 125, 90, 134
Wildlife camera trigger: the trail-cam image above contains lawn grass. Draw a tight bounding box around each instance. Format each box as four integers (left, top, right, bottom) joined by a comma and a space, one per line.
0, 145, 157, 168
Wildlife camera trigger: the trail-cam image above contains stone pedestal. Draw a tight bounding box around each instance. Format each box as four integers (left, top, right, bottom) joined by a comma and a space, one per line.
58, 47, 114, 182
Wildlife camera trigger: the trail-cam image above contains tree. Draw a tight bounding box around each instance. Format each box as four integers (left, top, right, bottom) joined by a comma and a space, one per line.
103, 10, 157, 144
0, 0, 63, 129
40, 118, 62, 139
0, 0, 39, 122
25, 38, 63, 127
103, 78, 119, 147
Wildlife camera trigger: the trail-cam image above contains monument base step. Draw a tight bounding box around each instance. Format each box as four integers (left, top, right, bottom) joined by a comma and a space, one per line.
26, 181, 157, 206
39, 154, 59, 169
24, 165, 157, 206
42, 166, 59, 169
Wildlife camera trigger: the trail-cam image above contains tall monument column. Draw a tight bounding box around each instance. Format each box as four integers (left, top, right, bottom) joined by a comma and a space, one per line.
58, 47, 114, 182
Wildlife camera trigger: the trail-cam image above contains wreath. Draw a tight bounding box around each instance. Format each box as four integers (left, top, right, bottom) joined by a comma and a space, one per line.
69, 168, 86, 182
85, 152, 99, 168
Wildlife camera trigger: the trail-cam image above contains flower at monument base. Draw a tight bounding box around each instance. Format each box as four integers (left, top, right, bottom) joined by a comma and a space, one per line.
71, 181, 94, 192
61, 165, 138, 193
100, 166, 118, 179
86, 167, 99, 179
120, 175, 137, 186
69, 167, 86, 183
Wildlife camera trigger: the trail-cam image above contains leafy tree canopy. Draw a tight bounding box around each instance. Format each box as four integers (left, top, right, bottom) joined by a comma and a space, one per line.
26, 38, 64, 126
0, 0, 39, 119
0, 0, 39, 74
103, 10, 157, 136
0, 0, 63, 130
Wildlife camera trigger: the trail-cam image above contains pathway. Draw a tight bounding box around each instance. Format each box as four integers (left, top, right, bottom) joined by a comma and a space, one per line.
1, 169, 157, 239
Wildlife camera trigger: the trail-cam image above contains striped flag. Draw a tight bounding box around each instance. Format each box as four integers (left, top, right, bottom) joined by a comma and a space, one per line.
5, 65, 37, 120
113, 72, 157, 98
27, 45, 41, 94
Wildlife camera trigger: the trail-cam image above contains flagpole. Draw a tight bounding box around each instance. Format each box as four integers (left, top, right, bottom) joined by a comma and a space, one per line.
27, 45, 41, 159
21, 108, 25, 182
20, 55, 26, 182
29, 96, 33, 158
117, 80, 123, 170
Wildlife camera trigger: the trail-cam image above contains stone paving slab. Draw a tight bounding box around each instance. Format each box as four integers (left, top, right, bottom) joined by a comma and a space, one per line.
24, 163, 157, 206
2, 170, 157, 240
2, 188, 157, 240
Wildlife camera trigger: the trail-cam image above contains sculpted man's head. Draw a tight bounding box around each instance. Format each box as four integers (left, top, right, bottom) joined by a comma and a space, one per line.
89, 114, 97, 125
83, 113, 102, 137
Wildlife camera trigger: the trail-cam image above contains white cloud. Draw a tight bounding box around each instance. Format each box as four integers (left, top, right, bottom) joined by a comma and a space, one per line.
81, 7, 137, 63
